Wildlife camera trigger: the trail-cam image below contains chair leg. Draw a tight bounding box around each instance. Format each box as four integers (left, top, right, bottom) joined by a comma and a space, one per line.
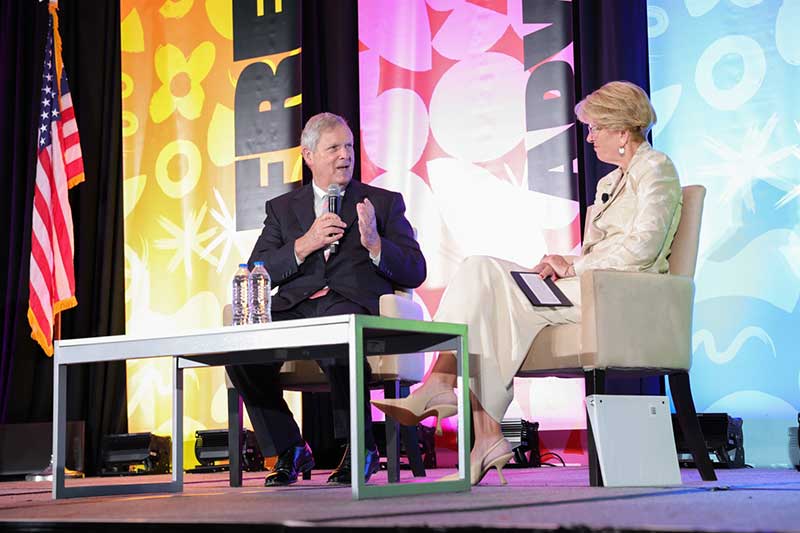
399, 384, 426, 478
383, 380, 401, 483
669, 371, 717, 481
584, 369, 606, 487
227, 387, 243, 487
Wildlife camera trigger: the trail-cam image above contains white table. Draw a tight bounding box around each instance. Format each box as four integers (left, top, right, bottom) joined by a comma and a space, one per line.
52, 314, 470, 500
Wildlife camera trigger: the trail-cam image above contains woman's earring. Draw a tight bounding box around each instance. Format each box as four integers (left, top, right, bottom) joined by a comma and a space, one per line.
618, 146, 625, 155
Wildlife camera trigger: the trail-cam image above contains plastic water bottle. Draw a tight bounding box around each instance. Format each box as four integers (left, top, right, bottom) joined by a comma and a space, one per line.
231, 264, 250, 326
248, 261, 271, 324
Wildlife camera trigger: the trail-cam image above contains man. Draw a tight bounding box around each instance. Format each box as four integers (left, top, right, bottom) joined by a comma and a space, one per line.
226, 113, 426, 486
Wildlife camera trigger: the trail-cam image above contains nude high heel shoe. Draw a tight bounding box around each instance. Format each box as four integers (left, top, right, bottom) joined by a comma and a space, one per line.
439, 437, 514, 486
371, 387, 457, 435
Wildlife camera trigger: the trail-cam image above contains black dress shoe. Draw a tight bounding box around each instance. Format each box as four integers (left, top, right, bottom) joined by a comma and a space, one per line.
264, 441, 315, 486
327, 444, 380, 485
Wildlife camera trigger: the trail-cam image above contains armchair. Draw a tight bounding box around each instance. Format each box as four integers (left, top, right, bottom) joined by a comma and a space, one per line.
224, 289, 427, 486
517, 185, 716, 486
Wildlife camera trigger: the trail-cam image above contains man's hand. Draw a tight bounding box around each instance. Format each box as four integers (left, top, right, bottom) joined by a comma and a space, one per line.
294, 212, 346, 262
356, 198, 381, 257
532, 254, 572, 280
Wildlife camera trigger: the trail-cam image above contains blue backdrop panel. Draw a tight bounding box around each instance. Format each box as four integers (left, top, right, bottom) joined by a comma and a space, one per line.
647, 0, 800, 467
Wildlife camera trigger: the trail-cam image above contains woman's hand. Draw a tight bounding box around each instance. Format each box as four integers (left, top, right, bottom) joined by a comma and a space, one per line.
532, 254, 574, 279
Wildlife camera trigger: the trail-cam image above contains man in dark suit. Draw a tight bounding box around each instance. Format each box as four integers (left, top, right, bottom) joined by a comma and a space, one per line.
226, 112, 426, 486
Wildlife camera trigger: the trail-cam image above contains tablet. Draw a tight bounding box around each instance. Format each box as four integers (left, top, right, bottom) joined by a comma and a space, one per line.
510, 271, 572, 307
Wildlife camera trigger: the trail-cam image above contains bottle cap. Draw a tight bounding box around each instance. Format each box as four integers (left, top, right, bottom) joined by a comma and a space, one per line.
239, 263, 248, 268
254, 261, 264, 266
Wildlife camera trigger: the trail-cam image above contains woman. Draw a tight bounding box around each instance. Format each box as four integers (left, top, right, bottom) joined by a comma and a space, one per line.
373, 81, 683, 485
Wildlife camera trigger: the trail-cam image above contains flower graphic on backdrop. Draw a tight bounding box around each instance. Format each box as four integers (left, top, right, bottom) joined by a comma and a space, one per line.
149, 41, 215, 123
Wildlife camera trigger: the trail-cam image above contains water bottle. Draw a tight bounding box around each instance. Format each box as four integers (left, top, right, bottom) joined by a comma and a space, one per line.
248, 261, 271, 324
231, 264, 250, 326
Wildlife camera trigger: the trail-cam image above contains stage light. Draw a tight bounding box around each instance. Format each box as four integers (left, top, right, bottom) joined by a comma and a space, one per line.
191, 429, 264, 473
501, 418, 541, 467
100, 432, 171, 476
672, 413, 745, 468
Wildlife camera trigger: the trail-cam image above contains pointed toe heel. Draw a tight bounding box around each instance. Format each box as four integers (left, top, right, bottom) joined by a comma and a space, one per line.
371, 388, 457, 429
439, 437, 513, 486
486, 452, 513, 485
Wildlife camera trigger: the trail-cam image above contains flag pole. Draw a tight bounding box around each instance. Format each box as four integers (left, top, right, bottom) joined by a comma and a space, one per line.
27, 0, 84, 482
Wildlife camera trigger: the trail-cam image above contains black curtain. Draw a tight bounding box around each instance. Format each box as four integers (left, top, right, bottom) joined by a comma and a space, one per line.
573, 0, 661, 396
573, 0, 652, 222
0, 0, 51, 427
301, 0, 361, 185
0, 0, 127, 476
300, 0, 362, 468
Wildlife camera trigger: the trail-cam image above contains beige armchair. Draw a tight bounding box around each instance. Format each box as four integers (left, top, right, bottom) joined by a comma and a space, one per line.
224, 290, 427, 486
518, 185, 716, 486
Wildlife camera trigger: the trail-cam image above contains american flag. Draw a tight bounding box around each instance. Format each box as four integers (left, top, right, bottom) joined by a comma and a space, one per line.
27, 9, 85, 357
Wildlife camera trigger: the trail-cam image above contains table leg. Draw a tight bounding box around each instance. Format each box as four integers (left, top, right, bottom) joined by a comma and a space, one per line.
455, 329, 471, 486
349, 318, 365, 499
52, 362, 67, 499
228, 389, 243, 487
173, 357, 184, 487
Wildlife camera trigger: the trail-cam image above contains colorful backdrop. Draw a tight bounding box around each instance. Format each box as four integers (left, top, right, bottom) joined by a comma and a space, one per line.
648, 0, 800, 466
121, 0, 303, 467
357, 0, 588, 460
117, 0, 800, 469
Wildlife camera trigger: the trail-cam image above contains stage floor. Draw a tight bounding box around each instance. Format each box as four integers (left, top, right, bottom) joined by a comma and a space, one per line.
0, 466, 798, 532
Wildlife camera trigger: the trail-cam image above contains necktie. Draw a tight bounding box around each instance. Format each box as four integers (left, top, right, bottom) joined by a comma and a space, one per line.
310, 191, 332, 299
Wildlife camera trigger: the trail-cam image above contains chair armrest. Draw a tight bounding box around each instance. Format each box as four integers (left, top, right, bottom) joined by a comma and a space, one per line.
580, 270, 694, 370
379, 292, 424, 320
375, 293, 425, 381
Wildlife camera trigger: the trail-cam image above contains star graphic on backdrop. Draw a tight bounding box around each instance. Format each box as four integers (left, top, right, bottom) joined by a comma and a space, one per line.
154, 203, 218, 278
779, 230, 800, 279
773, 120, 800, 209
700, 114, 798, 212
201, 188, 249, 273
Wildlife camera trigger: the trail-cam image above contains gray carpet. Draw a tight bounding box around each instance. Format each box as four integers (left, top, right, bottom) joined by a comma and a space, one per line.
0, 467, 798, 532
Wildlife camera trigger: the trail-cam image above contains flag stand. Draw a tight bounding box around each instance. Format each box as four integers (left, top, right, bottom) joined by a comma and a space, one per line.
27, 315, 84, 482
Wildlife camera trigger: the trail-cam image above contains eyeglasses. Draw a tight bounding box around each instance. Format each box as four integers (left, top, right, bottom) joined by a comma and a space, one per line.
587, 124, 604, 135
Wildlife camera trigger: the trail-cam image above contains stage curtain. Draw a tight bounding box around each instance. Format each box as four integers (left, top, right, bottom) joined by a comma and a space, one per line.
299, 0, 363, 468
0, 0, 50, 426
0, 0, 128, 476
573, 0, 651, 222
573, 0, 661, 396
301, 0, 361, 185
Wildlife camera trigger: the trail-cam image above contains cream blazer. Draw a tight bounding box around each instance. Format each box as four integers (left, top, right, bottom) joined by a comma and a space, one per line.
573, 142, 682, 276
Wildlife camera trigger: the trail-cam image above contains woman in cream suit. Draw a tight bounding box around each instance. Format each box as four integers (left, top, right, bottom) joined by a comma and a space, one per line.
373, 81, 683, 485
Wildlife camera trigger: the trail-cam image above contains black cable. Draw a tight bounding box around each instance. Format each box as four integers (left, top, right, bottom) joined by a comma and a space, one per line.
539, 451, 566, 467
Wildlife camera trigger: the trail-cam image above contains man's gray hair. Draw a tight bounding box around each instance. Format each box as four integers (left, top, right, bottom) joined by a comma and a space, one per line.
300, 112, 350, 152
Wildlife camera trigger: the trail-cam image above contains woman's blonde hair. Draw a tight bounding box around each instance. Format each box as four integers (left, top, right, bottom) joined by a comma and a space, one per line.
574, 81, 656, 140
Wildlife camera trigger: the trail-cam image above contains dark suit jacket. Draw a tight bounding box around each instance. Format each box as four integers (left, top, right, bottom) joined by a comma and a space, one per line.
248, 179, 426, 315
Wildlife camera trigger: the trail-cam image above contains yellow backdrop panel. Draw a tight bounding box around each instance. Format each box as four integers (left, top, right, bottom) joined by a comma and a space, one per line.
121, 0, 302, 468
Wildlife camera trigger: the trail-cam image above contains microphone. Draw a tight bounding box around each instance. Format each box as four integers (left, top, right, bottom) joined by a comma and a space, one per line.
327, 184, 341, 255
